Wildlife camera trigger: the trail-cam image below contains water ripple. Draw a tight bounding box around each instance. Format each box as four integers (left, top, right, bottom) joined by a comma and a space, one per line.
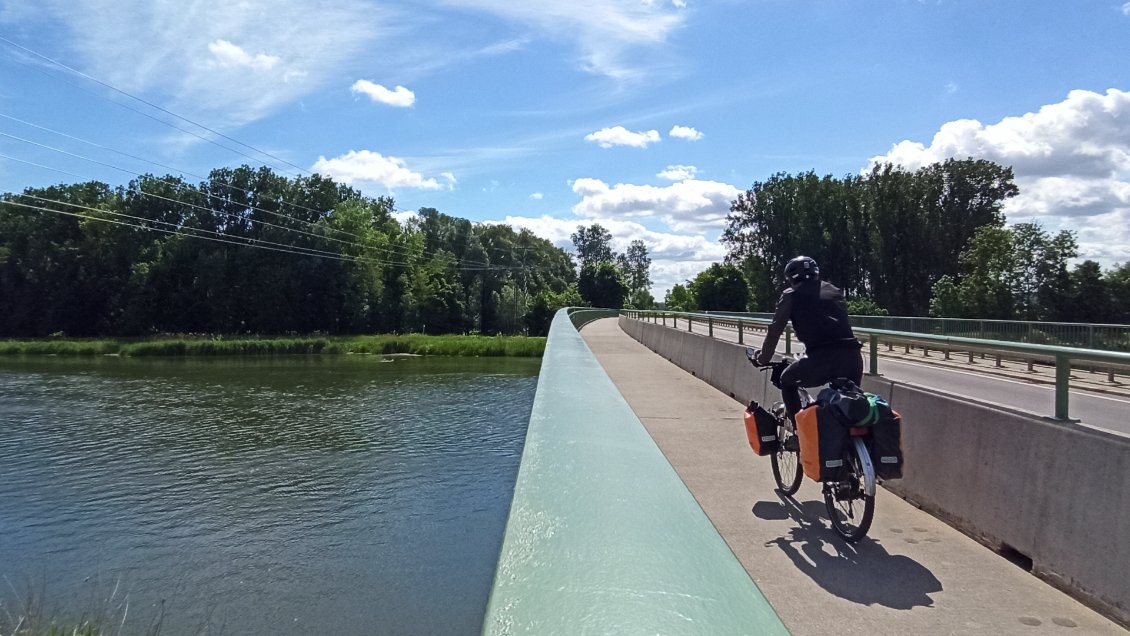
0, 356, 535, 635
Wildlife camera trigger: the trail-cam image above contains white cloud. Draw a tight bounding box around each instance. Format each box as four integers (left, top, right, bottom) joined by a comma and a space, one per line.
530, 192, 544, 200
207, 39, 280, 71
868, 88, 1130, 265
571, 177, 740, 233
657, 164, 698, 181
1122, 2, 1130, 16
9, 0, 385, 127
351, 80, 416, 107
312, 150, 447, 191
669, 125, 703, 141
946, 81, 959, 94
584, 126, 661, 148
442, 0, 685, 79
496, 213, 726, 295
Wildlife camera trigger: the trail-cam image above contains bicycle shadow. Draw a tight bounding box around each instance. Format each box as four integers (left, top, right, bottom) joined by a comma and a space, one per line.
751, 493, 942, 609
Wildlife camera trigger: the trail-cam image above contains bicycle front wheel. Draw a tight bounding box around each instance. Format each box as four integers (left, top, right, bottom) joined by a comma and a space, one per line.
771, 427, 803, 495
823, 443, 875, 542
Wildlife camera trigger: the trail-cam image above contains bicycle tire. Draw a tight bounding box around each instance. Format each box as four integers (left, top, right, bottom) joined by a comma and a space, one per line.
823, 444, 875, 542
771, 427, 803, 495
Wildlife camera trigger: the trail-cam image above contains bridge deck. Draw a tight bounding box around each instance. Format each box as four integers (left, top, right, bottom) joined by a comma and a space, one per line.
580, 317, 1124, 636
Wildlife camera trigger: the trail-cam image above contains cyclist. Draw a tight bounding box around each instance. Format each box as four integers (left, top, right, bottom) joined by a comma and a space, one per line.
753, 256, 863, 432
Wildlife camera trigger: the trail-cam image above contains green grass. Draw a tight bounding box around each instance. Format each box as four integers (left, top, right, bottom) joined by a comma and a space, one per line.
0, 334, 546, 357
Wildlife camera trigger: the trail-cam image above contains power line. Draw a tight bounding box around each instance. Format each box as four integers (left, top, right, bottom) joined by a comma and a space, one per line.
3, 183, 519, 273
0, 35, 310, 177
0, 36, 560, 272
4, 199, 369, 264
0, 124, 528, 269
0, 145, 511, 270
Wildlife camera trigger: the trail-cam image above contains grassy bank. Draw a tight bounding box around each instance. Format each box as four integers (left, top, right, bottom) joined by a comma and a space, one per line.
0, 334, 546, 357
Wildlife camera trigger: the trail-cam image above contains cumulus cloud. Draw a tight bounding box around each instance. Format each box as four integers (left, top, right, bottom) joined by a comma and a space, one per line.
312, 150, 448, 191
496, 213, 726, 294
1123, 2, 1130, 16
530, 192, 544, 200
868, 88, 1130, 264
669, 125, 703, 141
584, 126, 661, 148
571, 177, 740, 233
657, 164, 698, 181
351, 80, 415, 107
207, 40, 280, 71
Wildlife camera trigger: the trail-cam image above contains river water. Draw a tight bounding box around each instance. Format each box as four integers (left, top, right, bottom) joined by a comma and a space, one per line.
0, 355, 538, 635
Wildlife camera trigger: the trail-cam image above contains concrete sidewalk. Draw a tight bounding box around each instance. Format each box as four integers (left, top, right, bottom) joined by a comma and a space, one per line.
580, 318, 1125, 636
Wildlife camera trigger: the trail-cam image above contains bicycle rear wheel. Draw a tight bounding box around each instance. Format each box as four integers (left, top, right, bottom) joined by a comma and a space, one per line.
823, 443, 875, 542
771, 426, 803, 495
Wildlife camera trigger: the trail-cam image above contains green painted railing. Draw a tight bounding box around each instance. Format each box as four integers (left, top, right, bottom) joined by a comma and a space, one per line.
566, 307, 620, 330
483, 309, 786, 635
625, 310, 1130, 422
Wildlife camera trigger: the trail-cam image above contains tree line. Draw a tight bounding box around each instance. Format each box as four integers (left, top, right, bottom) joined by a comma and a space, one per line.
711, 159, 1130, 323
5, 158, 1127, 339
0, 166, 583, 338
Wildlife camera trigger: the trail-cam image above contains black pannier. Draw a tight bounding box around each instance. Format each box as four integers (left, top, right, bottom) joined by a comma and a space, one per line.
869, 412, 903, 479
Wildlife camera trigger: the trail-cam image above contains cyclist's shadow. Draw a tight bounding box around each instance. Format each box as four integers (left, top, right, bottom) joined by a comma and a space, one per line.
752, 492, 942, 609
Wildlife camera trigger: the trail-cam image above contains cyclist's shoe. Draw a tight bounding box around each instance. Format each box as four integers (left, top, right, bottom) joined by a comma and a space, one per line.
782, 435, 800, 453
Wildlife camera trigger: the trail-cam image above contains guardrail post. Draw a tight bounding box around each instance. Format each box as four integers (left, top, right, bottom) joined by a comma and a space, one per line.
785, 328, 792, 354
688, 316, 693, 333
737, 321, 744, 344
708, 316, 714, 338
672, 316, 677, 329
868, 335, 878, 375
1055, 354, 1072, 421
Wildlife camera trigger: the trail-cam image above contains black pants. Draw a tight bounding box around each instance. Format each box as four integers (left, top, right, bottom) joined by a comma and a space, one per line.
780, 347, 864, 421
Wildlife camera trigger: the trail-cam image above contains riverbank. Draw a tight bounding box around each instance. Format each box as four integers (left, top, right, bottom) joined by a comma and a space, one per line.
0, 334, 546, 357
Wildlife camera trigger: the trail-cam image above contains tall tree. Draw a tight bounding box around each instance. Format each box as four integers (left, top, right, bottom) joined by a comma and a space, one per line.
619, 239, 652, 296
1064, 261, 1109, 324
578, 262, 628, 309
688, 264, 750, 312
664, 284, 695, 312
570, 224, 614, 270
723, 159, 1016, 316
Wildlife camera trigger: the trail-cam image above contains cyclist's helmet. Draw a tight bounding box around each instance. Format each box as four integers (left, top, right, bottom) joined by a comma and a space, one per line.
784, 255, 820, 285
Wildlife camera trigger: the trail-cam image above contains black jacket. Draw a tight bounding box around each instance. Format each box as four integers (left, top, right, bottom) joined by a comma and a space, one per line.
756, 280, 860, 365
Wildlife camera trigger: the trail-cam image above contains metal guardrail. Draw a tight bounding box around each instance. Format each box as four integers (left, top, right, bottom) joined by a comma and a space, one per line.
702, 311, 1130, 352
623, 310, 1130, 422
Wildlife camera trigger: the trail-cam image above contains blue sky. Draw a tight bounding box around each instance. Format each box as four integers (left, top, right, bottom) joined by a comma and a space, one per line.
2, 0, 1129, 296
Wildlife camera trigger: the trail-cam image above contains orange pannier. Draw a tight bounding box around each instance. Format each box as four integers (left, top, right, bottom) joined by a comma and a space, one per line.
743, 401, 780, 456
795, 405, 849, 482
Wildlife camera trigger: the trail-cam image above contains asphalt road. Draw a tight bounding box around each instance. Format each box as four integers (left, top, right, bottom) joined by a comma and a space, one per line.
878, 357, 1130, 437
704, 323, 1130, 438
